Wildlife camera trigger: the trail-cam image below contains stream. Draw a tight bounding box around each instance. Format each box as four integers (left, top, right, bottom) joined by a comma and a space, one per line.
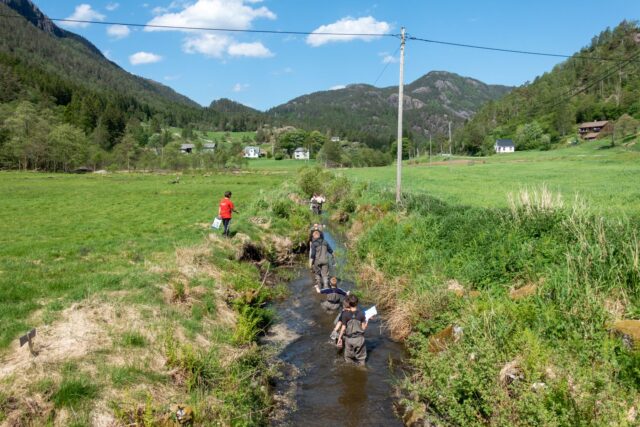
264, 227, 406, 427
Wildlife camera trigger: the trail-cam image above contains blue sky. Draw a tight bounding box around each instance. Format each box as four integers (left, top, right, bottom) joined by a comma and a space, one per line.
34, 0, 638, 110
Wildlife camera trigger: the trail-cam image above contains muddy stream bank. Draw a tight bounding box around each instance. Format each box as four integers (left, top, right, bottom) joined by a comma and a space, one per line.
264, 227, 406, 427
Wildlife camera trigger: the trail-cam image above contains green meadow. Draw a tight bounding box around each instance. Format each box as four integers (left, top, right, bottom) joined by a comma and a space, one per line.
344, 139, 640, 216
0, 171, 285, 348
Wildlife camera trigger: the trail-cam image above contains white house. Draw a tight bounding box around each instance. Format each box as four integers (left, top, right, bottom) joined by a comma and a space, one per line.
202, 143, 216, 152
494, 139, 515, 153
243, 146, 260, 159
293, 147, 310, 160
330, 136, 341, 142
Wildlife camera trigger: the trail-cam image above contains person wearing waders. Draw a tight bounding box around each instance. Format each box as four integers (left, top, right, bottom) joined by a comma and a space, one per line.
218, 191, 237, 237
308, 223, 324, 264
310, 194, 321, 215
337, 294, 368, 365
309, 230, 333, 289
314, 276, 349, 312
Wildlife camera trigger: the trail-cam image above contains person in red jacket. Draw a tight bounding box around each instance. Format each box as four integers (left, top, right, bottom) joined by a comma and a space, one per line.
218, 191, 237, 237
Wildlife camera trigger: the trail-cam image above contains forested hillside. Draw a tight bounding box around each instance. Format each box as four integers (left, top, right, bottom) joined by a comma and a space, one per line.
458, 21, 640, 154
0, 0, 270, 171
268, 71, 512, 149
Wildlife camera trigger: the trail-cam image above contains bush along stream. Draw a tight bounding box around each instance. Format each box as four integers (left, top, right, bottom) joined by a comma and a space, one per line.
336, 180, 640, 426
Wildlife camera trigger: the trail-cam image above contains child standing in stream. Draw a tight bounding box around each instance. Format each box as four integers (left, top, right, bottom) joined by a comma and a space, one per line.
314, 276, 349, 311
337, 294, 368, 365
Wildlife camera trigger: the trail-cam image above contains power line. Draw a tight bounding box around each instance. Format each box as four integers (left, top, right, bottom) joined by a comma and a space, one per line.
3, 11, 637, 66
407, 35, 640, 64
373, 44, 401, 86
0, 13, 400, 38
543, 48, 640, 110
1, 12, 635, 64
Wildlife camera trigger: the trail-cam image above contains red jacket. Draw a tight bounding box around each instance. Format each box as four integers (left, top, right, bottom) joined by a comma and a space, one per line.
219, 198, 234, 219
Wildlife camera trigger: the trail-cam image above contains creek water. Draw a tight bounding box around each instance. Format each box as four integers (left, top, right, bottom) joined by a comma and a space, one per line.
265, 228, 406, 427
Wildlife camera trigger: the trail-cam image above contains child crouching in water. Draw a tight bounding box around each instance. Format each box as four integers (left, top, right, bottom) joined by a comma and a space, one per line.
336, 294, 368, 365
314, 276, 348, 312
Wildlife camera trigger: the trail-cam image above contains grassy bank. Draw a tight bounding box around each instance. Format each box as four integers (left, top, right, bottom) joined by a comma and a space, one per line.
340, 182, 640, 425
0, 170, 312, 425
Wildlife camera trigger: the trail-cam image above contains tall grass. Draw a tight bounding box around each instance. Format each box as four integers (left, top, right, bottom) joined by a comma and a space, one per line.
348, 183, 640, 425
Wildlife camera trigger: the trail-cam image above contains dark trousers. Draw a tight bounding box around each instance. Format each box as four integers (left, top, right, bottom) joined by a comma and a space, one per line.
222, 218, 231, 236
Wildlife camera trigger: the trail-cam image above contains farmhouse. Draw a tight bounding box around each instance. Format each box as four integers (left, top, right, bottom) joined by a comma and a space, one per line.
202, 143, 216, 152
578, 120, 611, 140
331, 136, 341, 142
180, 143, 195, 154
494, 139, 515, 153
243, 146, 260, 159
293, 147, 310, 160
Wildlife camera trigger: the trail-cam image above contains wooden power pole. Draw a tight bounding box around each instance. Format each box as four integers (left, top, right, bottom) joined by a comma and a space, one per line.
395, 27, 406, 204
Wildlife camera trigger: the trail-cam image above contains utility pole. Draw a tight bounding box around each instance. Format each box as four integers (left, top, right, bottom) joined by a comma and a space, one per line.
429, 132, 432, 164
395, 27, 406, 204
448, 121, 452, 156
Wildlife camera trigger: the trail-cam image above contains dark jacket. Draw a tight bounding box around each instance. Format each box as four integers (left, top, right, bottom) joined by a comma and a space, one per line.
310, 238, 333, 265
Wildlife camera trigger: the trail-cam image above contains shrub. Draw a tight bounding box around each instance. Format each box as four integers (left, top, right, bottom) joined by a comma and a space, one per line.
274, 152, 285, 160
272, 199, 293, 219
297, 166, 329, 197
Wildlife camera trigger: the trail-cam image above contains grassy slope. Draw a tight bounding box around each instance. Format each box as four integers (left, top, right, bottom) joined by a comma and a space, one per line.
335, 141, 640, 425
344, 139, 640, 216
0, 170, 304, 425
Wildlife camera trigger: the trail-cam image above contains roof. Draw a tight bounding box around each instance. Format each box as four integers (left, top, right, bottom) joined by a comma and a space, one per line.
294, 147, 309, 152
203, 143, 216, 149
180, 144, 195, 149
244, 146, 260, 151
495, 139, 515, 147
579, 120, 609, 129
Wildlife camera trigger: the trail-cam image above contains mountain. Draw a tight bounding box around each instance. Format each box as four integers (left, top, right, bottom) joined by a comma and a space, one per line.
0, 0, 199, 111
267, 72, 512, 149
209, 98, 261, 115
457, 20, 640, 154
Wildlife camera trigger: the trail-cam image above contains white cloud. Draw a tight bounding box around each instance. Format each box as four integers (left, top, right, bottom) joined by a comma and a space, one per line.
272, 66, 293, 76
306, 16, 391, 47
102, 49, 112, 60
62, 4, 106, 28
129, 51, 163, 65
105, 2, 119, 11
164, 75, 181, 81
329, 85, 346, 90
147, 0, 275, 31
228, 42, 273, 58
232, 83, 250, 92
107, 24, 130, 39
381, 54, 398, 64
183, 33, 232, 58
146, 0, 276, 59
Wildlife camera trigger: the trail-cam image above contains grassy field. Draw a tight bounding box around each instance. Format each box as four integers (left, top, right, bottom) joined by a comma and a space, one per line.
0, 170, 302, 425
344, 139, 640, 216
0, 171, 286, 348
248, 158, 317, 171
